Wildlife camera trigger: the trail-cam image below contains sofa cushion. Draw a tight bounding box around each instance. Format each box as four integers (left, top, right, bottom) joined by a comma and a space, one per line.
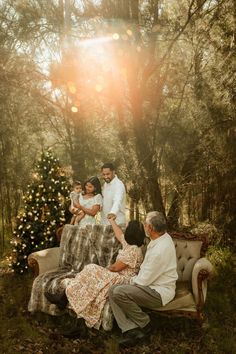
173, 239, 202, 282
157, 281, 196, 312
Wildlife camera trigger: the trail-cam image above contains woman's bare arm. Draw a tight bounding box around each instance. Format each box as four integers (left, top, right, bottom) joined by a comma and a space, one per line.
75, 203, 100, 217
109, 218, 124, 243
108, 260, 127, 272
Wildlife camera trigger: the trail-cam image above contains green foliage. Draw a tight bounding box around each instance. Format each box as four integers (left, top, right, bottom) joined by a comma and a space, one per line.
11, 150, 70, 274
206, 245, 234, 277
191, 222, 221, 245
0, 0, 235, 243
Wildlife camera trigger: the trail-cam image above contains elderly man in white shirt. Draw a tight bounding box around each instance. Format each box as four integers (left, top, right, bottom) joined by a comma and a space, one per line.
109, 211, 178, 348
100, 163, 126, 225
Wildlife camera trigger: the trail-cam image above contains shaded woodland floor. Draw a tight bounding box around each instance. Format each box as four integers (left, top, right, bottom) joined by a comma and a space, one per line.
0, 263, 235, 354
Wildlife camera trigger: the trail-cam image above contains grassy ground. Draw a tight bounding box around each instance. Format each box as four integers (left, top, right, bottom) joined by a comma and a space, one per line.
1, 238, 236, 354
0, 265, 235, 354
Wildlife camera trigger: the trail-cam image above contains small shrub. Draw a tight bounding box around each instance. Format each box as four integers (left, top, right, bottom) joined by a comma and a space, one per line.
191, 222, 220, 245
206, 245, 233, 276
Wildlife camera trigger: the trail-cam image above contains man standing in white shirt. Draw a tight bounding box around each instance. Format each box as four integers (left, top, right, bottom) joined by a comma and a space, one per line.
109, 211, 178, 347
100, 163, 126, 225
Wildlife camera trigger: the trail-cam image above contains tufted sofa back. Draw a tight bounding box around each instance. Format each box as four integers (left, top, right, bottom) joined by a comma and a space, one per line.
173, 238, 202, 282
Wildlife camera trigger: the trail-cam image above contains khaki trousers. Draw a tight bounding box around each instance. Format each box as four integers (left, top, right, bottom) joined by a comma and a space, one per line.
109, 284, 162, 333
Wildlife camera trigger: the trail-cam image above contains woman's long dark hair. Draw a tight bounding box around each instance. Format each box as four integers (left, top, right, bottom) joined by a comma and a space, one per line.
124, 221, 146, 247
83, 176, 102, 195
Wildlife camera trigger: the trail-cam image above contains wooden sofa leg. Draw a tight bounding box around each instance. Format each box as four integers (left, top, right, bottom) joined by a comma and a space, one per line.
28, 257, 39, 277
196, 311, 210, 329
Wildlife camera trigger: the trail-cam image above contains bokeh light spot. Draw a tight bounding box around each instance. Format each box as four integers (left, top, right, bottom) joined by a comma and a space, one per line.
113, 33, 120, 40
71, 106, 78, 113
67, 81, 77, 94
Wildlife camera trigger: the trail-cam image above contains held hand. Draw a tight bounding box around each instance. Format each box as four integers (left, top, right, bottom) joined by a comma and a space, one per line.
71, 207, 78, 214
108, 219, 115, 225
74, 202, 81, 210
107, 213, 116, 221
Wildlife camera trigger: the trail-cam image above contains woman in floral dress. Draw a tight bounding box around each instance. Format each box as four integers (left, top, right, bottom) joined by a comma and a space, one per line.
65, 218, 146, 329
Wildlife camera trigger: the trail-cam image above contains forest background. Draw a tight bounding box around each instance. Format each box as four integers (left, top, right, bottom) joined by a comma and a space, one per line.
0, 1, 235, 353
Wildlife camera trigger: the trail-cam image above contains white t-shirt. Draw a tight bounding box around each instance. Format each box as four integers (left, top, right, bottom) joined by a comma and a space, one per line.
131, 233, 178, 306
101, 175, 126, 225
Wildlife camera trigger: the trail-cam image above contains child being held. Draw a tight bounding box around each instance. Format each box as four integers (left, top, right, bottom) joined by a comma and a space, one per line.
69, 181, 84, 225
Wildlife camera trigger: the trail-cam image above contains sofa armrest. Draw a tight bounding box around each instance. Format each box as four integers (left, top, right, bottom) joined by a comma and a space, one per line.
28, 247, 60, 277
192, 257, 214, 307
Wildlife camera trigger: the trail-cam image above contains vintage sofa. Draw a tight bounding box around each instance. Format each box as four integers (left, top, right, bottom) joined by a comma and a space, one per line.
28, 225, 214, 329
154, 231, 213, 323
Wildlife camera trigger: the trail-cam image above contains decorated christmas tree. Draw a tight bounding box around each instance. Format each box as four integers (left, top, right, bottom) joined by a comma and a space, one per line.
11, 149, 71, 274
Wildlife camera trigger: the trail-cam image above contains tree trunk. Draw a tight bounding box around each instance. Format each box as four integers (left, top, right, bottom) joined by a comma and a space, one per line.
0, 181, 5, 254
135, 203, 140, 221
167, 147, 201, 228
129, 198, 135, 220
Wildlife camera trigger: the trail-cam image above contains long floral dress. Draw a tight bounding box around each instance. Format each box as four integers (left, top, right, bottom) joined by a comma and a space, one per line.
65, 234, 143, 329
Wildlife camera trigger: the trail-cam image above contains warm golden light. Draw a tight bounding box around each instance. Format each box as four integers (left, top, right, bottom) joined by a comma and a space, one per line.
120, 68, 127, 77
32, 173, 39, 180
78, 36, 113, 47
121, 34, 128, 41
97, 75, 104, 83
118, 49, 123, 56
71, 106, 78, 113
53, 28, 140, 101
112, 33, 120, 40
67, 81, 77, 94
74, 100, 80, 107
95, 84, 103, 92
69, 85, 76, 94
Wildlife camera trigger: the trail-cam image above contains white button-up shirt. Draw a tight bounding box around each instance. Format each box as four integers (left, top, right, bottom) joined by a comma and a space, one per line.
101, 175, 126, 225
131, 233, 178, 305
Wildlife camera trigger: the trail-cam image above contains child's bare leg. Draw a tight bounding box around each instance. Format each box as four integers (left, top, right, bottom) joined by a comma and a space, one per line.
70, 215, 76, 225
74, 211, 85, 225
